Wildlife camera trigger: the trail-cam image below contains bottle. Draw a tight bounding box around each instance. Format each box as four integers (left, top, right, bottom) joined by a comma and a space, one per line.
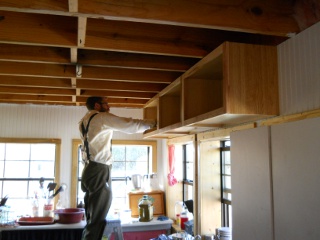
180, 207, 189, 230
138, 195, 153, 222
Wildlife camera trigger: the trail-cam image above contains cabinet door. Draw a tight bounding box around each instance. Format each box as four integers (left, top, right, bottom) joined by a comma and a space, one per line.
231, 127, 273, 240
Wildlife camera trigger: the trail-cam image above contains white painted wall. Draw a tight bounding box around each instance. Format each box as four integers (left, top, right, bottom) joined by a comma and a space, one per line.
0, 103, 164, 191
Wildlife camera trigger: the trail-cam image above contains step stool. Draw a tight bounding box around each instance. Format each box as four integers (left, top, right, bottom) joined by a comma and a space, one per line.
103, 218, 124, 240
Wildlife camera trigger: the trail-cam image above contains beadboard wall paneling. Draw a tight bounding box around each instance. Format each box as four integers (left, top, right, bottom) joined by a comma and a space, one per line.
0, 103, 146, 190
278, 22, 320, 115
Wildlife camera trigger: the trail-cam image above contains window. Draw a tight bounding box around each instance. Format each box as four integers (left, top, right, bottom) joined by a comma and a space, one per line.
220, 140, 232, 227
182, 143, 194, 201
72, 140, 157, 209
0, 138, 61, 216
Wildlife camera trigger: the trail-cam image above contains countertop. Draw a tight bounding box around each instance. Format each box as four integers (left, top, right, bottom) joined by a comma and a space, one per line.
0, 217, 173, 232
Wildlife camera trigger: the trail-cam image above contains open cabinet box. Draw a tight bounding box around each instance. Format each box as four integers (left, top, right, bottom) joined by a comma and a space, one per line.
143, 41, 279, 139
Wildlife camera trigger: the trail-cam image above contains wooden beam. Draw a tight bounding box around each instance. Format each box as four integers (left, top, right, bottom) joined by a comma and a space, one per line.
78, 16, 87, 47
69, 0, 78, 13
77, 79, 167, 92
79, 0, 300, 36
0, 44, 70, 64
0, 11, 77, 47
85, 18, 210, 57
0, 0, 301, 36
77, 49, 198, 71
76, 96, 147, 105
80, 89, 155, 99
0, 86, 75, 95
0, 62, 76, 78
0, 76, 72, 88
0, 100, 77, 106
81, 65, 180, 83
0, 93, 72, 102
70, 48, 78, 63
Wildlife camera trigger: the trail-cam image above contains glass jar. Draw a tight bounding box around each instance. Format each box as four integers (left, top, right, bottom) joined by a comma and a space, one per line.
138, 195, 153, 222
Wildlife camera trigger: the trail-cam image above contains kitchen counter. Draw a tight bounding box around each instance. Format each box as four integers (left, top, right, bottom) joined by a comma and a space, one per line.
0, 217, 173, 240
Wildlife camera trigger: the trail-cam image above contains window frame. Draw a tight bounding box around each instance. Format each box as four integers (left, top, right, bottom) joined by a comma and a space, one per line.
182, 143, 194, 202
0, 138, 61, 204
220, 140, 232, 227
71, 139, 157, 208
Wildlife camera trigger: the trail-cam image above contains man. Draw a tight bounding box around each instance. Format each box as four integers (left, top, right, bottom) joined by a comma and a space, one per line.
79, 96, 156, 240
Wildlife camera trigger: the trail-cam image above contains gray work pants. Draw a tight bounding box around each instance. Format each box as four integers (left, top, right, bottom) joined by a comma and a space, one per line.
81, 161, 112, 240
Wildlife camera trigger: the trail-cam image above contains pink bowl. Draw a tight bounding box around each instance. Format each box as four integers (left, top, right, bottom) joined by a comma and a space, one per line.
54, 208, 84, 224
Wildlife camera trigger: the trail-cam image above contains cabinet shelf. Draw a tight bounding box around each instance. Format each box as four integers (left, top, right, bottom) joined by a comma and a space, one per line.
143, 42, 279, 139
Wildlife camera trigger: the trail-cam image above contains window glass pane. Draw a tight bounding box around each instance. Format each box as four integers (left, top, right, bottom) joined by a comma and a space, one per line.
224, 175, 231, 189
0, 143, 4, 160
6, 144, 30, 160
111, 181, 128, 209
30, 144, 55, 160
29, 180, 46, 198
112, 146, 125, 161
78, 181, 84, 201
126, 146, 148, 162
0, 161, 4, 177
126, 161, 147, 176
4, 161, 30, 178
183, 184, 193, 201
224, 164, 231, 175
185, 144, 194, 181
3, 181, 28, 198
30, 161, 55, 178
223, 151, 230, 164
112, 161, 126, 177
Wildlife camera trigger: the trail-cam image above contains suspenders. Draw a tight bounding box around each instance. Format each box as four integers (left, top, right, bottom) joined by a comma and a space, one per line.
81, 113, 98, 162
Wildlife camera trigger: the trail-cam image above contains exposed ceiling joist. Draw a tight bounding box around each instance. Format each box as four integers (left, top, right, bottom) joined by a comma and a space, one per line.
0, 0, 319, 107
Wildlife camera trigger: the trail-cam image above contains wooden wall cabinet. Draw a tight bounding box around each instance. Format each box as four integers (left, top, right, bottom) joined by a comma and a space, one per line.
143, 41, 279, 138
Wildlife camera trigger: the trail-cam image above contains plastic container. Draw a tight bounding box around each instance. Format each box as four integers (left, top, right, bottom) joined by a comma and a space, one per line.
180, 211, 189, 230
175, 201, 185, 224
138, 195, 153, 222
53, 208, 84, 224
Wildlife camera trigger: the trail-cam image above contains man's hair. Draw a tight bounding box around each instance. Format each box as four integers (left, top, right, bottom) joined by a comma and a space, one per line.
86, 96, 103, 110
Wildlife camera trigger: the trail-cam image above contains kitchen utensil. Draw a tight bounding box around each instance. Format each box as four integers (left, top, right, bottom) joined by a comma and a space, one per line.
49, 184, 67, 199
47, 182, 57, 198
17, 216, 54, 225
0, 195, 8, 206
47, 182, 57, 192
131, 174, 142, 189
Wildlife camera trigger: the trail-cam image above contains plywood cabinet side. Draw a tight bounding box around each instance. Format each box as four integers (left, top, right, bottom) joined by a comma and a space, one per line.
159, 83, 182, 129
224, 42, 279, 115
184, 78, 223, 120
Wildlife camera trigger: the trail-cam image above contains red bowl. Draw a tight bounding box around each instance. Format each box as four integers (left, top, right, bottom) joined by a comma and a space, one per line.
54, 208, 84, 224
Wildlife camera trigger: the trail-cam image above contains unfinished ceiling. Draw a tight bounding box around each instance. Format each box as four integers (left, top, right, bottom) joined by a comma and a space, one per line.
0, 0, 319, 108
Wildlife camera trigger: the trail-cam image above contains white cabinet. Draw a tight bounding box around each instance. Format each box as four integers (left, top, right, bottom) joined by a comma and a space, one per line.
231, 117, 320, 240
231, 127, 273, 240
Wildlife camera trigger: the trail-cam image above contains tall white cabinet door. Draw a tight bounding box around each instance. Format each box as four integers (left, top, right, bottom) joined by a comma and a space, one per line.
231, 127, 273, 240
272, 117, 320, 240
